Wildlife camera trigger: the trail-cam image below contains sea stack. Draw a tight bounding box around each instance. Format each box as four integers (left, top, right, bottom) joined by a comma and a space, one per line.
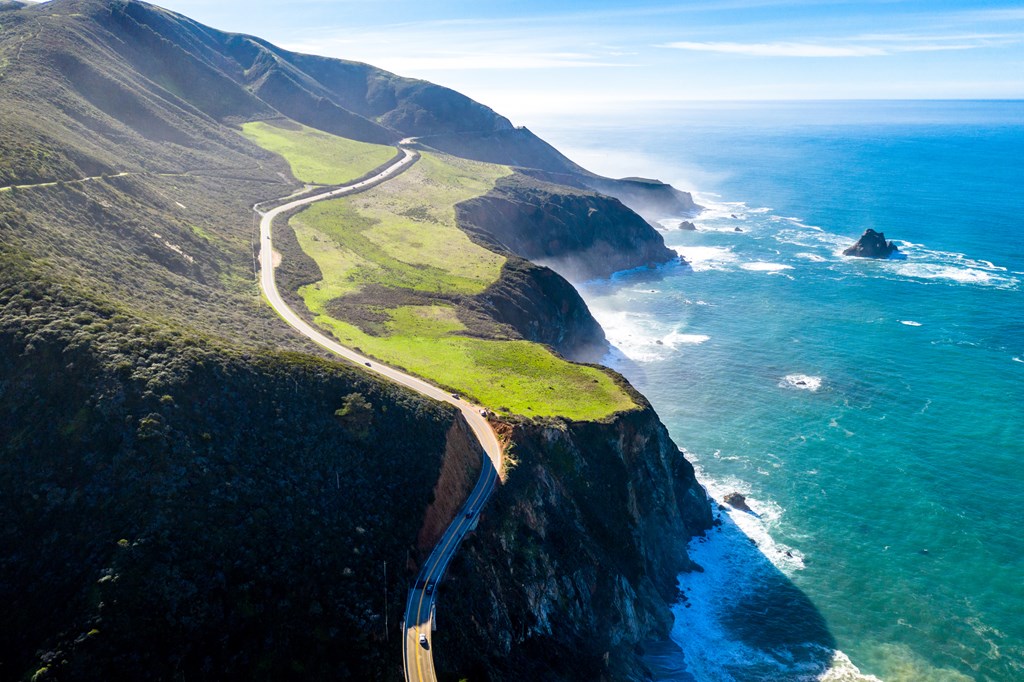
843, 229, 899, 258
724, 492, 752, 512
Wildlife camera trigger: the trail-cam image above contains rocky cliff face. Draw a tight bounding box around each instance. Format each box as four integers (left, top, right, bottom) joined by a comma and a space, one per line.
457, 175, 679, 282
583, 176, 700, 224
467, 257, 609, 363
434, 405, 713, 681
520, 169, 700, 226
416, 420, 485, 557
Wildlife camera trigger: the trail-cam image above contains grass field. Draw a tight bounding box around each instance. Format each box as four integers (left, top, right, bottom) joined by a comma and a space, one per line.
240, 120, 396, 185
291, 153, 507, 311
289, 151, 634, 420
245, 123, 636, 420
316, 309, 634, 421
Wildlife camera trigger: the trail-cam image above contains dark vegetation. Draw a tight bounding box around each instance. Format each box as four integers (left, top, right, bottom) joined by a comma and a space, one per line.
0, 252, 462, 681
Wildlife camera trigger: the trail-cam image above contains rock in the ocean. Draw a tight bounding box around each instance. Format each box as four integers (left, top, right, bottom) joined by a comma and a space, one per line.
679, 220, 697, 231
843, 229, 899, 258
724, 492, 752, 512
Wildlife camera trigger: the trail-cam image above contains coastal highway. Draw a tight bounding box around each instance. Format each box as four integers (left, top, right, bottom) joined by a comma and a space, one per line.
254, 146, 504, 682
403, 451, 499, 682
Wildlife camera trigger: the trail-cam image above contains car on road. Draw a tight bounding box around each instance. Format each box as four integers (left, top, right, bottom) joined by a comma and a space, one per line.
451, 393, 460, 400
364, 362, 371, 367
465, 509, 474, 519
426, 583, 434, 595
419, 633, 427, 647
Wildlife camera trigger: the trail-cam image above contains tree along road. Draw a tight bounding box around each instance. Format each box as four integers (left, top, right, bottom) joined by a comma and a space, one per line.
255, 147, 503, 682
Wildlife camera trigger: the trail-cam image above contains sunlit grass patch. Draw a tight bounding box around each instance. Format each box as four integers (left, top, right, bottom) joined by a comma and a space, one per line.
241, 120, 396, 185
288, 150, 637, 421
290, 153, 507, 305
317, 312, 635, 421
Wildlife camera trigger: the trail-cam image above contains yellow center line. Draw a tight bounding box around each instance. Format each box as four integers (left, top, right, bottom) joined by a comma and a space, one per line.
412, 464, 496, 681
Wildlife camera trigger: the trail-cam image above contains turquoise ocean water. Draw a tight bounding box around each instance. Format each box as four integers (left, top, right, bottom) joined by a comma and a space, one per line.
539, 101, 1023, 681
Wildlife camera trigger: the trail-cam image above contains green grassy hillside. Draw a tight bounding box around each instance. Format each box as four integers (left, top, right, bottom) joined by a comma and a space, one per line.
276, 147, 635, 420
240, 120, 397, 185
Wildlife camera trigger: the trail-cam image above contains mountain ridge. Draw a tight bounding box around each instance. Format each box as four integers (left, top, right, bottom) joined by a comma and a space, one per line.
2, 0, 697, 217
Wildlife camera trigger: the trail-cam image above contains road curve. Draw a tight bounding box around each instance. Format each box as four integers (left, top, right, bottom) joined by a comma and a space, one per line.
254, 147, 503, 682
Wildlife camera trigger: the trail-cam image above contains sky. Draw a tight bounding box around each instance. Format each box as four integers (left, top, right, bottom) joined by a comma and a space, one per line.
138, 0, 1023, 121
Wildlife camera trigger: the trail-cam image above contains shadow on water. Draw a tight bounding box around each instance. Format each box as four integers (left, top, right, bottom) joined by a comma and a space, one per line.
647, 496, 857, 681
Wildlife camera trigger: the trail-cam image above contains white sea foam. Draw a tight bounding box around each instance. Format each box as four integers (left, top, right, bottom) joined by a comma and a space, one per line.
772, 215, 825, 231
899, 320, 923, 327
774, 228, 852, 254
797, 252, 829, 262
781, 374, 823, 391
824, 235, 1020, 289
741, 262, 795, 273
690, 192, 749, 217
1014, 357, 1023, 364
665, 332, 711, 346
589, 308, 709, 363
674, 246, 738, 272
884, 261, 1011, 287
689, 192, 773, 230
891, 262, 991, 284
670, 461, 879, 681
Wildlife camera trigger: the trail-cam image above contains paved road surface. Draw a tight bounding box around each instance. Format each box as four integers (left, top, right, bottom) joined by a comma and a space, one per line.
254, 147, 503, 682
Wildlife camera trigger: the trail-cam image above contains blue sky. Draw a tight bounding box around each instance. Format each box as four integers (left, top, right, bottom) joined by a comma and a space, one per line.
148, 0, 1024, 120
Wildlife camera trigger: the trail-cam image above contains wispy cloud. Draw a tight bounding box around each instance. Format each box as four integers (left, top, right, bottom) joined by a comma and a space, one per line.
660, 32, 1023, 57
660, 41, 884, 57
358, 52, 631, 71
282, 17, 643, 75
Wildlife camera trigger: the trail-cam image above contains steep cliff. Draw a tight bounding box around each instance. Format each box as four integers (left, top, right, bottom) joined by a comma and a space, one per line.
434, 405, 713, 681
416, 420, 485, 557
521, 169, 701, 226
457, 175, 679, 282
583, 176, 700, 224
466, 257, 609, 363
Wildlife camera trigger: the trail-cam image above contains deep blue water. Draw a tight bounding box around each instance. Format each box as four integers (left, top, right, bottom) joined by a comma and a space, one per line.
538, 101, 1024, 681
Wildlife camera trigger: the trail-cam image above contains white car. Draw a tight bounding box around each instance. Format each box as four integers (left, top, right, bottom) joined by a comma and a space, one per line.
419, 633, 428, 647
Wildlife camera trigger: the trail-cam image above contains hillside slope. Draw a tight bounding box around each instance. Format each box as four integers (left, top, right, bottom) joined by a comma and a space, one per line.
0, 2, 712, 680
1, 0, 697, 210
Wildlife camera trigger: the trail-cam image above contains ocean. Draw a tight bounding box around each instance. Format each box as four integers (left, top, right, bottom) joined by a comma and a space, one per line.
536, 101, 1024, 681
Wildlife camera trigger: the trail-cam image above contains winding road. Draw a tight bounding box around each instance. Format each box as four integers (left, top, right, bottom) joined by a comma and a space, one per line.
254, 146, 503, 682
